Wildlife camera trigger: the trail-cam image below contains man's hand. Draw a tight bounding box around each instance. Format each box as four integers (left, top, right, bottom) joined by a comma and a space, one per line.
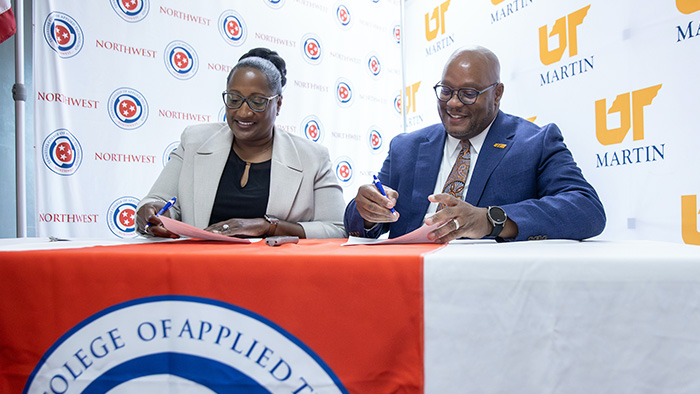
424, 193, 499, 243
354, 183, 400, 227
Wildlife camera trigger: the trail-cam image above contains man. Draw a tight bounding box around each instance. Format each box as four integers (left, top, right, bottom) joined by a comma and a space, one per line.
344, 46, 605, 242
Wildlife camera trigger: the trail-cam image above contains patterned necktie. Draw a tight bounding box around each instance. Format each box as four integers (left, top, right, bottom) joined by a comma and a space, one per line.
438, 140, 471, 211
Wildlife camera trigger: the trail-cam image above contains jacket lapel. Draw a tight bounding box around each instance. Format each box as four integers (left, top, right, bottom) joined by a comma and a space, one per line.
193, 124, 232, 228
411, 125, 445, 227
466, 111, 514, 205
267, 129, 303, 219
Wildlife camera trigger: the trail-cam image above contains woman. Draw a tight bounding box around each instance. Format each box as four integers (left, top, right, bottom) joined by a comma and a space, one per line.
136, 48, 346, 239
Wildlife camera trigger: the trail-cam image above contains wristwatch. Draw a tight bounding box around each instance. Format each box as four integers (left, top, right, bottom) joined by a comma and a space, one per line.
264, 215, 279, 236
486, 206, 507, 238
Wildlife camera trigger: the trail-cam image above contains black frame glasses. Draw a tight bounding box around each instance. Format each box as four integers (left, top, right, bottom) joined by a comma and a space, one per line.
433, 82, 499, 105
222, 91, 279, 112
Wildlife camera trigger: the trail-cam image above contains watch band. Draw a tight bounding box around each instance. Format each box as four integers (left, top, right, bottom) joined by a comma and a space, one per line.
264, 215, 279, 236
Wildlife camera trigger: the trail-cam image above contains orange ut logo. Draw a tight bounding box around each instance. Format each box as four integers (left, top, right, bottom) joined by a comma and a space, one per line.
677, 0, 700, 14
595, 85, 662, 146
682, 195, 700, 245
405, 82, 421, 114
539, 5, 591, 65
425, 0, 450, 41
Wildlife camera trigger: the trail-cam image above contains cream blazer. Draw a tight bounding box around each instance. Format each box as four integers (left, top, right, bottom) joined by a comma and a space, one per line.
138, 123, 346, 238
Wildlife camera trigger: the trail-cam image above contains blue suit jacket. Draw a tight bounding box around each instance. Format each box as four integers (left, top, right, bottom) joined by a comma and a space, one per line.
344, 111, 606, 241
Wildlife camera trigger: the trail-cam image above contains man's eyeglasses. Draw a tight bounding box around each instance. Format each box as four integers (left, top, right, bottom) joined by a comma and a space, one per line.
222, 92, 279, 112
433, 82, 499, 105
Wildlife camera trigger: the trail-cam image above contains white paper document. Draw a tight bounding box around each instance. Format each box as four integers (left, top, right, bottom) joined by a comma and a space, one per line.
343, 223, 441, 245
159, 216, 252, 243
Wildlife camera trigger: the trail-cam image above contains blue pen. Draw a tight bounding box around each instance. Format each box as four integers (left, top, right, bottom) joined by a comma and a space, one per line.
372, 175, 396, 214
144, 197, 176, 232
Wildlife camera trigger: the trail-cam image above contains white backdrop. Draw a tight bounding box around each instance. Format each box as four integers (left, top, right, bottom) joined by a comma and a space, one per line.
33, 0, 402, 238
402, 0, 700, 245
33, 0, 700, 245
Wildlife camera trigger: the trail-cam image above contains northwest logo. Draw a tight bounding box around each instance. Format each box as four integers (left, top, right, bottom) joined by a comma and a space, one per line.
424, 0, 454, 55
42, 129, 83, 176
22, 296, 348, 394
264, 0, 286, 9
366, 53, 381, 78
393, 93, 402, 114
539, 5, 594, 86
301, 115, 324, 143
107, 88, 149, 130
162, 141, 179, 167
218, 10, 247, 47
335, 78, 353, 107
110, 0, 149, 23
106, 196, 139, 238
681, 195, 700, 245
300, 33, 323, 65
335, 3, 352, 29
393, 25, 401, 44
164, 40, 199, 80
333, 156, 354, 185
366, 127, 383, 153
43, 12, 84, 58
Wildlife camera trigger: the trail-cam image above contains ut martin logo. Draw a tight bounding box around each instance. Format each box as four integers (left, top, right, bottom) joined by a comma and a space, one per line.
107, 88, 149, 130
218, 10, 247, 47
301, 115, 324, 143
43, 12, 84, 58
333, 156, 354, 185
106, 196, 139, 238
110, 0, 150, 23
42, 129, 83, 176
164, 40, 199, 80
300, 33, 323, 65
335, 78, 353, 107
22, 295, 349, 394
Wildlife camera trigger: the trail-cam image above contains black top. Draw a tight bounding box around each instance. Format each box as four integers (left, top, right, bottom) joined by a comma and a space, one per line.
208, 148, 271, 226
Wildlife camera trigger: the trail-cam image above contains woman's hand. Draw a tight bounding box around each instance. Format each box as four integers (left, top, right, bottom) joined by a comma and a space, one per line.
205, 218, 270, 237
136, 203, 180, 239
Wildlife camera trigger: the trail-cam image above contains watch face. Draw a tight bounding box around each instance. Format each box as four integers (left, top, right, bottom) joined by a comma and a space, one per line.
489, 207, 507, 223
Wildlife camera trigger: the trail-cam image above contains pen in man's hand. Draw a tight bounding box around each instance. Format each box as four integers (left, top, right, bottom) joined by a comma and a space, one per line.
372, 175, 396, 214
145, 197, 176, 232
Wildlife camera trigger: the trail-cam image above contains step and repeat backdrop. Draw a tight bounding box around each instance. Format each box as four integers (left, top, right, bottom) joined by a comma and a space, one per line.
34, 0, 700, 245
33, 0, 402, 238
402, 0, 700, 245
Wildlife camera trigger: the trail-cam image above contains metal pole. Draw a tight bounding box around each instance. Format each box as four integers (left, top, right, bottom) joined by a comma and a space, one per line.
13, 0, 27, 237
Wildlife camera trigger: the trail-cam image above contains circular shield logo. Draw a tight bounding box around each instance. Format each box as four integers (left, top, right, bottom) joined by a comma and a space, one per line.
335, 78, 353, 107
108, 88, 149, 130
106, 196, 139, 238
218, 10, 247, 47
366, 53, 382, 78
393, 25, 401, 44
335, 3, 352, 29
42, 129, 83, 176
301, 115, 324, 143
164, 41, 199, 80
394, 92, 402, 114
264, 0, 286, 9
162, 141, 180, 167
22, 296, 349, 394
300, 33, 323, 65
366, 127, 384, 153
110, 0, 150, 22
333, 156, 354, 185
43, 12, 84, 58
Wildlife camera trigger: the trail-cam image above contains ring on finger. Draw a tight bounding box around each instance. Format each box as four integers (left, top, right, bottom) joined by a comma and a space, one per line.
222, 224, 229, 231
452, 218, 460, 231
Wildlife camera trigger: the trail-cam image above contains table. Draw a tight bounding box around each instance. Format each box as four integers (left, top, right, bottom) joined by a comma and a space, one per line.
1, 238, 700, 394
